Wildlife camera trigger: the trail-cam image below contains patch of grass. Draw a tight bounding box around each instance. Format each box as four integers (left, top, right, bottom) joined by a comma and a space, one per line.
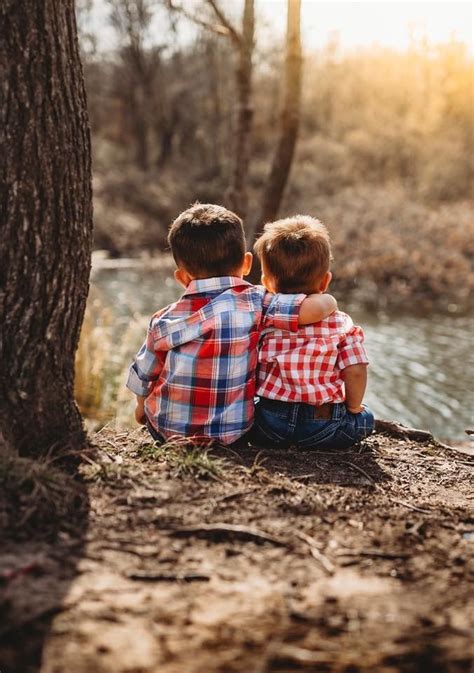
137, 439, 228, 481
244, 451, 269, 480
0, 453, 86, 536
80, 459, 129, 484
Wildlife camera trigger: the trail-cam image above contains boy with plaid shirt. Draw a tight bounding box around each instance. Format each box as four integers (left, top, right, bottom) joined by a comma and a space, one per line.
251, 215, 374, 450
126, 204, 336, 445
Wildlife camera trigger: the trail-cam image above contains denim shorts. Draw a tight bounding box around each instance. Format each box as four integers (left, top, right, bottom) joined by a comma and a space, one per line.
250, 397, 375, 450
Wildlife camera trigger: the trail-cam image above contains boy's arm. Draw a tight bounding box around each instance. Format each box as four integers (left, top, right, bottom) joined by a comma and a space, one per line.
298, 293, 337, 325
126, 318, 167, 423
341, 364, 368, 413
262, 292, 337, 332
337, 320, 369, 413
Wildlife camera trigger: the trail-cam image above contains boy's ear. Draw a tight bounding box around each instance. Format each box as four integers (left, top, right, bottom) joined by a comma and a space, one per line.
174, 267, 192, 288
242, 251, 253, 276
319, 271, 332, 293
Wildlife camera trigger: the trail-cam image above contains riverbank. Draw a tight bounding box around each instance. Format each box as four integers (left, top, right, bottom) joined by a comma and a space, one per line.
1, 424, 472, 673
92, 173, 474, 313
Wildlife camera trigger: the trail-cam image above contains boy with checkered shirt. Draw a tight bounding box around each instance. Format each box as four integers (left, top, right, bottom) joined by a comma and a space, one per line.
126, 204, 336, 445
251, 216, 374, 450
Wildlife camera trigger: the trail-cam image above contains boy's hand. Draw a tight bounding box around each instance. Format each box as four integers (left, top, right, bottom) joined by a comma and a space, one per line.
347, 404, 364, 414
135, 408, 147, 425
298, 293, 337, 325
135, 396, 147, 425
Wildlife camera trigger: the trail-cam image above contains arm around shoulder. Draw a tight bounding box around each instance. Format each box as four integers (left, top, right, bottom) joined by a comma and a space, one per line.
298, 293, 337, 325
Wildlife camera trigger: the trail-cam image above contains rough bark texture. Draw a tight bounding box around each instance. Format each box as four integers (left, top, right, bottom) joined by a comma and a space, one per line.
0, 0, 93, 455
227, 0, 254, 219
248, 0, 302, 275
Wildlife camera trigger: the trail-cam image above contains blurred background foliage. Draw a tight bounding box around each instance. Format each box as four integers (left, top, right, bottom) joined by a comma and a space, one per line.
76, 0, 473, 304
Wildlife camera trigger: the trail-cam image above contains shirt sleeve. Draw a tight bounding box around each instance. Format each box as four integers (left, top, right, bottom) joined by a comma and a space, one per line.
337, 324, 369, 370
262, 291, 306, 332
125, 318, 167, 396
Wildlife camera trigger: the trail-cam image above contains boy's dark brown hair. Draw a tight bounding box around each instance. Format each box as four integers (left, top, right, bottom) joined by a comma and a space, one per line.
168, 203, 246, 277
254, 215, 332, 294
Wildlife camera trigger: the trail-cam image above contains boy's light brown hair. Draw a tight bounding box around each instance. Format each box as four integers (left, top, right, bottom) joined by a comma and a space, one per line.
168, 203, 246, 277
254, 215, 332, 294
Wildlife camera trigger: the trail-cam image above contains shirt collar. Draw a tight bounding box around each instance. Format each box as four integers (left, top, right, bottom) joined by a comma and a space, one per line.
183, 276, 252, 296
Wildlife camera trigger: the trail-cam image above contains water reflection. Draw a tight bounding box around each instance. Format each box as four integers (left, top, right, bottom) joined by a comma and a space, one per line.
91, 265, 473, 440
347, 304, 473, 439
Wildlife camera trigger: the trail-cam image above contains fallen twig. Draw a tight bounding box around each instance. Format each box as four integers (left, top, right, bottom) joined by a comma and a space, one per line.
169, 523, 288, 547
296, 531, 335, 575
389, 498, 433, 514
293, 473, 320, 481
93, 544, 160, 558
375, 420, 473, 458
375, 419, 434, 443
210, 488, 257, 503
268, 643, 335, 666
126, 571, 210, 582
337, 549, 409, 560
338, 460, 377, 485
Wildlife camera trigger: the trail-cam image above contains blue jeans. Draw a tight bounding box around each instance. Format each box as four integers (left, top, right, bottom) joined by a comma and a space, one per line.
251, 398, 375, 450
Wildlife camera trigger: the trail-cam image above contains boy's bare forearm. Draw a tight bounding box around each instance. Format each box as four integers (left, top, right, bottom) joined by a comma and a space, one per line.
298, 294, 337, 325
342, 364, 368, 412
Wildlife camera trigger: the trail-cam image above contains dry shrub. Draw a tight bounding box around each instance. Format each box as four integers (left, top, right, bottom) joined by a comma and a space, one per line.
75, 288, 149, 429
418, 137, 473, 202
284, 184, 474, 308
0, 452, 86, 537
301, 41, 472, 201
293, 135, 352, 195
75, 289, 114, 423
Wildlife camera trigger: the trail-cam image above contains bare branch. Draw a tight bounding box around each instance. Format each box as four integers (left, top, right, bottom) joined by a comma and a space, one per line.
165, 0, 235, 39
206, 0, 241, 44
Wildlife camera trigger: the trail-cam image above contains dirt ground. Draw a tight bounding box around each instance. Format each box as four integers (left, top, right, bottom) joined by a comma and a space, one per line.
1, 425, 473, 673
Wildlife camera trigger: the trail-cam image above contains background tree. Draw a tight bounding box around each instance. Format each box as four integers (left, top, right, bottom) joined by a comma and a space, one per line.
167, 0, 255, 217
108, 0, 158, 171
249, 0, 302, 259
73, 1, 472, 288
0, 0, 93, 455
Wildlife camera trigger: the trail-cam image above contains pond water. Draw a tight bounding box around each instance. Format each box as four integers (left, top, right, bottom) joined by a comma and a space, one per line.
91, 262, 473, 440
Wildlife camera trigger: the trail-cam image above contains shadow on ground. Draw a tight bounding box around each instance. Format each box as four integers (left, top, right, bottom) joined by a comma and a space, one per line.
216, 437, 390, 488
0, 453, 90, 673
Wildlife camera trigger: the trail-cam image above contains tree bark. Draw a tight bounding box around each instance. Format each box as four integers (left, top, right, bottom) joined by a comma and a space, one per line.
0, 0, 93, 455
226, 0, 254, 219
248, 0, 302, 278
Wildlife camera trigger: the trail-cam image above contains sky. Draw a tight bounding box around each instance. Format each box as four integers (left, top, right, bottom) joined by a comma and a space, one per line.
85, 1, 473, 53
270, 1, 473, 51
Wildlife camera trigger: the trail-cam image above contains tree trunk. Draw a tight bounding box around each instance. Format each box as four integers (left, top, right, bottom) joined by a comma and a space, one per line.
247, 0, 302, 279
0, 0, 93, 456
131, 83, 150, 170
227, 0, 254, 219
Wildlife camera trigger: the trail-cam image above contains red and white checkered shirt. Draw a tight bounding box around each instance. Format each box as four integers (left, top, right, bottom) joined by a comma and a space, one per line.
257, 311, 369, 405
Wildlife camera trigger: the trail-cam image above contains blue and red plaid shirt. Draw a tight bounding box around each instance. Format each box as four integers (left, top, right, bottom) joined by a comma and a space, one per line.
126, 276, 304, 444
